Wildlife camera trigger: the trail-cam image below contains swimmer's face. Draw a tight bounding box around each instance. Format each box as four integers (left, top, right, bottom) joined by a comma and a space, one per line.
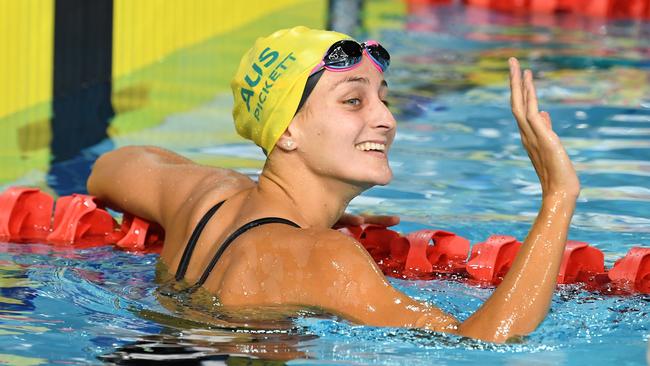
291, 56, 396, 188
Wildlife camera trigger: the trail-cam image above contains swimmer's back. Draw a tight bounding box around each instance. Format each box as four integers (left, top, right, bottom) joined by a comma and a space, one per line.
88, 146, 457, 330
86, 146, 364, 300
162, 188, 301, 289
183, 222, 458, 332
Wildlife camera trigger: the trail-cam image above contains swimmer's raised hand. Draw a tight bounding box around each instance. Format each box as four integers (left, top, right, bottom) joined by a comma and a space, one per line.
508, 57, 580, 197
455, 59, 581, 341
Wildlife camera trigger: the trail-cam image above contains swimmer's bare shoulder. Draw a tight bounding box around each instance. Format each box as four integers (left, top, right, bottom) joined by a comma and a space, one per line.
88, 145, 255, 229
208, 225, 459, 332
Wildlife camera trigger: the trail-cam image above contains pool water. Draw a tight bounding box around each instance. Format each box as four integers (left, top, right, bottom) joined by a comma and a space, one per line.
2, 3, 650, 365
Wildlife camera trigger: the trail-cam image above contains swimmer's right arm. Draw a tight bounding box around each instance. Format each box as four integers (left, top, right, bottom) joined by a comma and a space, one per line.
87, 146, 254, 226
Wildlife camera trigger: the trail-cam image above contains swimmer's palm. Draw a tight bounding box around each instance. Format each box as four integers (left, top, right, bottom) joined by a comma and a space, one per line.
509, 58, 580, 197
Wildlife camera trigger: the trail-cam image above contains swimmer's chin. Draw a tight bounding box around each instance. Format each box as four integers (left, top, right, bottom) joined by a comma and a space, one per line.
374, 167, 393, 186
354, 171, 393, 190
374, 176, 393, 186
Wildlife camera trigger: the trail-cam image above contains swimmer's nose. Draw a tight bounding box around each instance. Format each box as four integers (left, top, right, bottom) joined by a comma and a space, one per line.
370, 98, 396, 131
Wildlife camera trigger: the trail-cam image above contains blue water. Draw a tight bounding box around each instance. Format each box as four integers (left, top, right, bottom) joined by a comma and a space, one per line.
2, 4, 650, 365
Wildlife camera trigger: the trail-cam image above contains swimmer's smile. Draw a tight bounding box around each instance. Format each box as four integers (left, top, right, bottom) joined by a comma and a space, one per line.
355, 141, 388, 158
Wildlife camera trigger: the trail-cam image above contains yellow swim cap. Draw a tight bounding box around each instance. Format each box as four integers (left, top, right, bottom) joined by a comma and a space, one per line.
231, 26, 349, 155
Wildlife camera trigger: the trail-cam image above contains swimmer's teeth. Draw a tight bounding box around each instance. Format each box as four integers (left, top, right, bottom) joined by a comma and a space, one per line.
355, 142, 386, 152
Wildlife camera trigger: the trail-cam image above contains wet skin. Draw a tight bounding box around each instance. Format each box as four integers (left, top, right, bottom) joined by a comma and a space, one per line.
88, 57, 579, 343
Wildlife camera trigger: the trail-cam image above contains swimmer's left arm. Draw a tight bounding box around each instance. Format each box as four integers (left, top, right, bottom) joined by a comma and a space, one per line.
454, 58, 580, 342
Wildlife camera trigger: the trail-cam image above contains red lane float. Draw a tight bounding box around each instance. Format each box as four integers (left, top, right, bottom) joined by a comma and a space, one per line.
608, 247, 650, 293
408, 0, 650, 20
335, 224, 471, 279
115, 214, 165, 251
0, 187, 53, 242
1, 186, 649, 293
0, 187, 162, 253
405, 230, 470, 274
558, 241, 606, 285
334, 223, 650, 294
466, 235, 522, 284
359, 225, 402, 262
48, 194, 116, 246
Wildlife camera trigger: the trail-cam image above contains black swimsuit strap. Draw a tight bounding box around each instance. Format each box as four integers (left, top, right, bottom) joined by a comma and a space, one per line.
175, 200, 226, 281
189, 217, 301, 291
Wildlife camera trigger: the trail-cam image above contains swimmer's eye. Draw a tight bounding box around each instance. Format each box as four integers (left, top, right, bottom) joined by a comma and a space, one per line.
344, 98, 361, 106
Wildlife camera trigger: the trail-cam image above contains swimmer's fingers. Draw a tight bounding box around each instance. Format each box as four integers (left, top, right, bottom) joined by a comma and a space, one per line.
359, 214, 400, 227
524, 69, 555, 137
508, 59, 579, 196
509, 58, 534, 140
510, 58, 543, 173
333, 213, 400, 228
335, 213, 365, 227
524, 69, 540, 120
510, 60, 556, 186
521, 69, 547, 164
540, 111, 552, 129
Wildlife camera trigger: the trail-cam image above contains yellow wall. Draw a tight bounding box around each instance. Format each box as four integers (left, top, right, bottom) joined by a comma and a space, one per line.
0, 0, 53, 119
0, 0, 326, 185
113, 0, 307, 79
0, 0, 312, 119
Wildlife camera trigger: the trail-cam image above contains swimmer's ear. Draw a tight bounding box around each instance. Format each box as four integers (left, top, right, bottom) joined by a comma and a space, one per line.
277, 129, 298, 152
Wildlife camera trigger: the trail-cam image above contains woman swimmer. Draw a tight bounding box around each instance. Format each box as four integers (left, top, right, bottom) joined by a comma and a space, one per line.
87, 27, 580, 343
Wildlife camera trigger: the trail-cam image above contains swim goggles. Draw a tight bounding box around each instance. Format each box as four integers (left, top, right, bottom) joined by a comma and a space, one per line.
310, 39, 391, 75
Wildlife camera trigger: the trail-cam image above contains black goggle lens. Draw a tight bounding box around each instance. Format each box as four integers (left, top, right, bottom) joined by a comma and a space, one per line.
364, 43, 391, 71
323, 40, 363, 68
322, 40, 390, 71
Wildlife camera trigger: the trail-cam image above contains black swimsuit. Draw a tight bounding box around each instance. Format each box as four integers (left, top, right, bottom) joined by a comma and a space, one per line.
174, 200, 300, 291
